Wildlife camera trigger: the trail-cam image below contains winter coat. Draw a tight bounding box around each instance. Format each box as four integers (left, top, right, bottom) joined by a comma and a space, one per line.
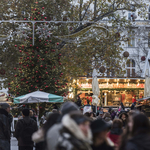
56, 114, 92, 150
0, 108, 10, 150
91, 141, 114, 150
111, 112, 116, 120
107, 128, 122, 146
46, 123, 63, 150
125, 134, 150, 150
14, 116, 38, 146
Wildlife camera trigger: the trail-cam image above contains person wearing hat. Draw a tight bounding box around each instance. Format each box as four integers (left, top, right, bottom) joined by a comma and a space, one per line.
91, 119, 114, 150
0, 103, 12, 150
56, 111, 92, 150
46, 102, 80, 150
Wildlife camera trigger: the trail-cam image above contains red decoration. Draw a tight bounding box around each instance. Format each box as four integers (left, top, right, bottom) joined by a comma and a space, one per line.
32, 76, 35, 79
45, 86, 48, 88
42, 58, 44, 61
23, 105, 25, 107
30, 44, 32, 47
36, 80, 39, 82
61, 73, 63, 75
27, 57, 29, 59
16, 86, 19, 88
19, 50, 22, 53
45, 67, 47, 69
6, 98, 8, 101
24, 18, 27, 20
44, 17, 47, 19
44, 82, 46, 84
26, 81, 28, 84
54, 66, 56, 68
39, 76, 41, 78
17, 92, 19, 95
65, 83, 68, 85
40, 89, 43, 91
55, 91, 57, 93
42, 7, 44, 9
29, 90, 31, 93
45, 43, 47, 46
8, 83, 10, 85
46, 72, 48, 74
35, 86, 38, 89
34, 8, 37, 11
30, 37, 32, 40
20, 57, 22, 59
59, 63, 62, 65
141, 56, 146, 61
14, 67, 16, 70
20, 71, 22, 73
55, 82, 57, 84
37, 55, 40, 57
57, 80, 59, 82
14, 75, 17, 77
38, 12, 40, 14
15, 45, 17, 47
40, 65, 43, 67
60, 75, 62, 77
36, 47, 39, 49
34, 17, 36, 20
36, 71, 38, 73
57, 42, 59, 45
31, 85, 33, 87
59, 54, 62, 56
9, 88, 11, 90
19, 68, 21, 70
32, 64, 34, 66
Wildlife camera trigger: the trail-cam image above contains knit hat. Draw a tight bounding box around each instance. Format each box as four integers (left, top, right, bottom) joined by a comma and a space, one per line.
0, 103, 10, 109
60, 102, 80, 116
71, 112, 90, 125
91, 119, 110, 134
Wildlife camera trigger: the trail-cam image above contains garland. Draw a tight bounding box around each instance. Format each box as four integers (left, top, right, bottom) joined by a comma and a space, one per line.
81, 88, 144, 91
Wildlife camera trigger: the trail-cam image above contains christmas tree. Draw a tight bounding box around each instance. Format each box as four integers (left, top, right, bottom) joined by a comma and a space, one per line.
7, 4, 68, 97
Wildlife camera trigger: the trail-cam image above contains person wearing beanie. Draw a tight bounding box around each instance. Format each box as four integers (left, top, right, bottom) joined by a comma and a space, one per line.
91, 119, 114, 150
46, 102, 80, 150
56, 111, 92, 150
0, 103, 11, 150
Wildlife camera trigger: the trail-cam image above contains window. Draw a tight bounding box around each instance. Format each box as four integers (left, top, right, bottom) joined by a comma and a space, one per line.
148, 32, 150, 47
148, 6, 150, 20
126, 59, 136, 77
128, 31, 135, 47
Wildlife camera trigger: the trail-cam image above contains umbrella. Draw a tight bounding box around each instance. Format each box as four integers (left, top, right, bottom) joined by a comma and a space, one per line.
92, 69, 100, 106
14, 91, 63, 104
144, 77, 150, 97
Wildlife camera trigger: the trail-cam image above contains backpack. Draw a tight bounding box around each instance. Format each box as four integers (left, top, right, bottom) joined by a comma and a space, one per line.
20, 119, 35, 144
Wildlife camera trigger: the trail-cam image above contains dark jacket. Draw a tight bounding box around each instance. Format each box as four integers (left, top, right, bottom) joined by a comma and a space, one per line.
0, 108, 10, 150
125, 134, 150, 150
111, 111, 116, 120
15, 116, 38, 146
91, 142, 114, 150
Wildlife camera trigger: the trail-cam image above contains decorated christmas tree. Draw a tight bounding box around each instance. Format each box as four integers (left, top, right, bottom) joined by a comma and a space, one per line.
7, 4, 68, 98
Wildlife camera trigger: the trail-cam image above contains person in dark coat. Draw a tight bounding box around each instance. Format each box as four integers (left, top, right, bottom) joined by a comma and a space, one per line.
110, 110, 116, 120
131, 102, 136, 110
118, 113, 150, 150
0, 103, 11, 150
91, 119, 114, 150
107, 119, 123, 147
119, 111, 128, 127
15, 108, 38, 150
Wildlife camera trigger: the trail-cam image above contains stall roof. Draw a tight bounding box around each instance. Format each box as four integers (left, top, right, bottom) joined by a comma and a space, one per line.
137, 96, 150, 101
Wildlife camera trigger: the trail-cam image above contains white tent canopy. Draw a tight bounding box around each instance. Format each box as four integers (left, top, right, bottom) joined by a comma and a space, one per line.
14, 91, 63, 104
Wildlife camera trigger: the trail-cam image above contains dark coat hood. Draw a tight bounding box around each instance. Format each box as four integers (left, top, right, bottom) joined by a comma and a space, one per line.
0, 108, 8, 117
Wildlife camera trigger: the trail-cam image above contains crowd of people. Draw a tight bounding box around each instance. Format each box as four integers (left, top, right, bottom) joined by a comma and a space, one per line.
0, 101, 150, 150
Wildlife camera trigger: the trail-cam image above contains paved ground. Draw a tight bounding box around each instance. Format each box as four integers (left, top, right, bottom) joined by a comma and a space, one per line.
11, 137, 18, 150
